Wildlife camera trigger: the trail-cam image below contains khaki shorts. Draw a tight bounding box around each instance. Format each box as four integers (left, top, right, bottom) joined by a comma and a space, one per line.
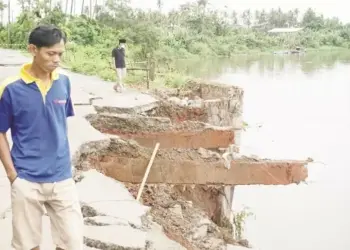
116, 68, 127, 83
11, 177, 84, 250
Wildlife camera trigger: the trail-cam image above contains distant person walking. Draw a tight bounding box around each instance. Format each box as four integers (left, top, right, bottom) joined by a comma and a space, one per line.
111, 39, 127, 92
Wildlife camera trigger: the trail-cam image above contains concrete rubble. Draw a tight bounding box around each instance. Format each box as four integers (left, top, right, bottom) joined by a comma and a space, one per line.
0, 49, 310, 249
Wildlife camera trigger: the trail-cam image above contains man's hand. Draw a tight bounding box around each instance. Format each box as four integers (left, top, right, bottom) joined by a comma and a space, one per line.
7, 171, 17, 184
0, 133, 17, 185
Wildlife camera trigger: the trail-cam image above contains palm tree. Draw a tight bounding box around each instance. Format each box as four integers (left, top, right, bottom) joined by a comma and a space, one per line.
90, 0, 92, 17
65, 0, 68, 14
70, 0, 74, 15
81, 0, 84, 15
197, 0, 208, 8
0, 1, 7, 25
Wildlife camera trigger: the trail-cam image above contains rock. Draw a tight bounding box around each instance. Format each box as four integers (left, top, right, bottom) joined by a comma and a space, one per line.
84, 225, 147, 249
168, 96, 182, 105
198, 218, 212, 226
202, 238, 227, 250
188, 97, 203, 108
180, 97, 189, 106
169, 204, 183, 218
197, 147, 221, 160
77, 170, 150, 228
197, 147, 211, 158
192, 224, 208, 240
237, 239, 250, 247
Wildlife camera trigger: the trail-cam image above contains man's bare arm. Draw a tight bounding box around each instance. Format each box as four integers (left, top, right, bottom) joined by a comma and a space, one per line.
0, 132, 17, 183
111, 57, 117, 70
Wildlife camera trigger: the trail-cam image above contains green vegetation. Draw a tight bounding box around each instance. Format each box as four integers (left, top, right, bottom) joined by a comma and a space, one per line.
0, 0, 350, 87
233, 206, 254, 241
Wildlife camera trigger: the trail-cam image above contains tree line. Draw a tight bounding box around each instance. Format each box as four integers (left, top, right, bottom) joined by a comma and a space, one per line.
0, 0, 349, 84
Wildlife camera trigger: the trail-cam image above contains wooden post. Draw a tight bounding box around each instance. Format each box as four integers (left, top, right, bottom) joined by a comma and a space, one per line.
149, 58, 156, 81
136, 143, 160, 201
146, 54, 150, 89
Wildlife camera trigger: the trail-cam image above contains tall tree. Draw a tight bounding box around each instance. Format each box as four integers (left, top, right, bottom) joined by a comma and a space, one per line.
241, 9, 252, 27
0, 1, 6, 25
70, 0, 74, 15
65, 0, 68, 14
90, 0, 92, 17
157, 0, 162, 12
231, 10, 238, 25
81, 0, 84, 15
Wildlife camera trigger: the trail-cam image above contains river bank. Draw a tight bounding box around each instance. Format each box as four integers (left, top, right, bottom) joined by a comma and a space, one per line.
0, 49, 310, 249
6, 45, 349, 90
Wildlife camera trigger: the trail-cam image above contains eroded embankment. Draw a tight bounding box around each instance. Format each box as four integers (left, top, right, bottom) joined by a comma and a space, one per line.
73, 80, 309, 250
86, 114, 235, 149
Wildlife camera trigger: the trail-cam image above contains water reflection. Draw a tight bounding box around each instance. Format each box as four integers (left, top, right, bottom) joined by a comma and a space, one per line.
206, 50, 350, 250
175, 50, 350, 79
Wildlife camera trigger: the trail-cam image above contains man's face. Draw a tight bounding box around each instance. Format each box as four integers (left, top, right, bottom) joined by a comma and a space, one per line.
120, 43, 125, 48
28, 39, 65, 73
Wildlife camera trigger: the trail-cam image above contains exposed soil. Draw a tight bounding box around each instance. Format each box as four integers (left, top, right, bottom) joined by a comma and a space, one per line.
87, 138, 224, 164
126, 183, 238, 250
145, 101, 208, 124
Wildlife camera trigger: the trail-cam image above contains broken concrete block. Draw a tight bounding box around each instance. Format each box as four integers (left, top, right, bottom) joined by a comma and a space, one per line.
86, 113, 235, 149
192, 224, 208, 240
81, 139, 309, 185
169, 204, 183, 219
84, 225, 147, 249
93, 93, 158, 114
77, 170, 150, 228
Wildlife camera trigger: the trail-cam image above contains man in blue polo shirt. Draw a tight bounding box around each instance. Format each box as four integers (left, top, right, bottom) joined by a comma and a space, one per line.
0, 25, 83, 250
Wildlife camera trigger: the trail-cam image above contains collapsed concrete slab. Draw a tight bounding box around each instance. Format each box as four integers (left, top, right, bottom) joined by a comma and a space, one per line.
77, 169, 150, 228
84, 225, 147, 249
93, 92, 159, 114
77, 138, 308, 185
78, 170, 190, 250
86, 113, 235, 149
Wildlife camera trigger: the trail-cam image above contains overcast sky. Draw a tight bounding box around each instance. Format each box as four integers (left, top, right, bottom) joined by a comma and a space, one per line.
6, 0, 350, 23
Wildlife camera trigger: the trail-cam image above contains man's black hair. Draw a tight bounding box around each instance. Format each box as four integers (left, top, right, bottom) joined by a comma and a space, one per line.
28, 25, 67, 48
119, 38, 126, 44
